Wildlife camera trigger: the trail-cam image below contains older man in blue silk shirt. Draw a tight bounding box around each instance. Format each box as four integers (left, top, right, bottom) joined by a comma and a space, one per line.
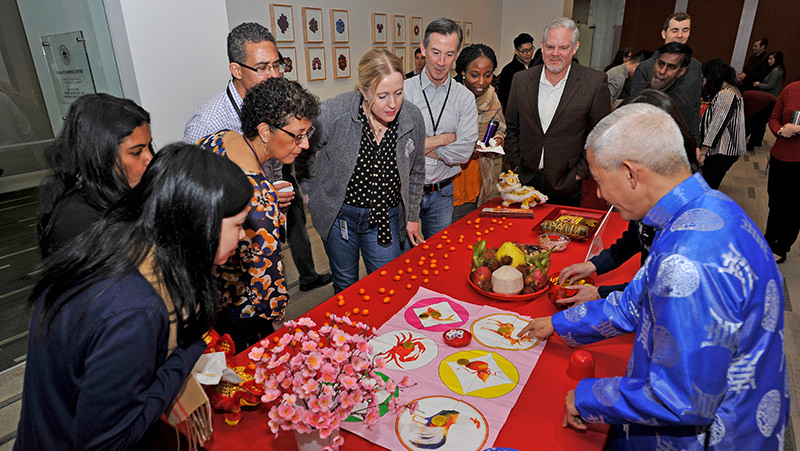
520, 103, 788, 450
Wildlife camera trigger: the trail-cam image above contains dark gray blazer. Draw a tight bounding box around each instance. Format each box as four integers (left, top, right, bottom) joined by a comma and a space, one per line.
301, 90, 426, 243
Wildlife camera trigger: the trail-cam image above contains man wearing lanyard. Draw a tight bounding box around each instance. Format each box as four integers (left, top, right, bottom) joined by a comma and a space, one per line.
404, 17, 478, 239
184, 22, 331, 292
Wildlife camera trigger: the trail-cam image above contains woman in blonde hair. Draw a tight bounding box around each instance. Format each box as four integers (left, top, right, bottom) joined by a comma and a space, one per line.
300, 49, 426, 292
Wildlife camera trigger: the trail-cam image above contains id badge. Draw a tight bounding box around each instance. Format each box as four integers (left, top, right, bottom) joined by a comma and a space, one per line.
339, 217, 349, 241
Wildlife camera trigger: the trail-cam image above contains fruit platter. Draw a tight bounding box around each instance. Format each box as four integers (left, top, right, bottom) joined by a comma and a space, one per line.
467, 240, 551, 301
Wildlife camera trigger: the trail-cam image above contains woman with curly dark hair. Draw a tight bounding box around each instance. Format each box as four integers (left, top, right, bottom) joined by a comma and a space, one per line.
700, 59, 746, 189
17, 143, 252, 448
37, 93, 153, 257
197, 77, 319, 350
452, 43, 505, 220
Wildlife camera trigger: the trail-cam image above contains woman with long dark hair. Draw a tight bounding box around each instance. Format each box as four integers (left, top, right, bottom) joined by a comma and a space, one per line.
15, 143, 253, 449
452, 43, 506, 221
37, 93, 153, 257
197, 77, 319, 350
754, 50, 786, 98
700, 59, 746, 189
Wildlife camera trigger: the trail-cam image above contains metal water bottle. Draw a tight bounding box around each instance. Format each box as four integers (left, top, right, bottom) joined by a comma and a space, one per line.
483, 119, 499, 145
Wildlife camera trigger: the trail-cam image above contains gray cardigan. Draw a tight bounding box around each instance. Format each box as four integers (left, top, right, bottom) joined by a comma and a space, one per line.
300, 90, 426, 244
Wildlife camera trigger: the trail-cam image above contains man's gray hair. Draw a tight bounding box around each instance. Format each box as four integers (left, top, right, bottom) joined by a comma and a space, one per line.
586, 104, 690, 175
543, 17, 579, 47
227, 22, 276, 63
423, 18, 463, 50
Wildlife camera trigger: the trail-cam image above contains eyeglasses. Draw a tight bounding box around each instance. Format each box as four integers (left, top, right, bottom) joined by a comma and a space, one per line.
273, 125, 316, 145
517, 47, 535, 55
236, 59, 286, 75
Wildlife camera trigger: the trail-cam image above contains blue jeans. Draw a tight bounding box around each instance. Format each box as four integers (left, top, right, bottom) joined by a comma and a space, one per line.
419, 183, 454, 239
324, 204, 402, 293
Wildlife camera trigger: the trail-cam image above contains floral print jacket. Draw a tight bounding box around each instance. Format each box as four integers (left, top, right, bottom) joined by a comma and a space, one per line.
199, 131, 288, 321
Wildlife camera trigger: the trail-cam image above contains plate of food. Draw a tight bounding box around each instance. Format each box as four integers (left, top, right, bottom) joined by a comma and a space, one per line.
532, 207, 606, 241
467, 240, 551, 302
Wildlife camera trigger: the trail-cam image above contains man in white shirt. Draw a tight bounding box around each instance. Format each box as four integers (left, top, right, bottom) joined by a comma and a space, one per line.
505, 17, 611, 206
404, 18, 478, 238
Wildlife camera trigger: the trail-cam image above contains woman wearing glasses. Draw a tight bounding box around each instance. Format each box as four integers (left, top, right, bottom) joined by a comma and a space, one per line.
197, 78, 319, 351
302, 49, 425, 293
37, 94, 154, 258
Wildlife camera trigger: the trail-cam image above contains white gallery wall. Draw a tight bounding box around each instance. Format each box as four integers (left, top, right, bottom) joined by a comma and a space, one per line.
224, 0, 505, 102
109, 0, 566, 146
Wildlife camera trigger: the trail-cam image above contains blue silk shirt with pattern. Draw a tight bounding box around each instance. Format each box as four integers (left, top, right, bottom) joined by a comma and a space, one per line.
552, 173, 788, 449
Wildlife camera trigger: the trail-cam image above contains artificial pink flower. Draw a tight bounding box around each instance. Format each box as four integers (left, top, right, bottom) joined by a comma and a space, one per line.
340, 375, 358, 390
301, 379, 319, 395
373, 356, 387, 369
331, 329, 348, 347
302, 340, 318, 352
297, 317, 315, 327
277, 403, 295, 420
332, 349, 349, 364
262, 388, 281, 402
317, 394, 333, 410
248, 346, 265, 361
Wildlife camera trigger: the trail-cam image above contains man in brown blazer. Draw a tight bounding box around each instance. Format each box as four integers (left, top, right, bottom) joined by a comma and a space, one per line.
505, 17, 612, 206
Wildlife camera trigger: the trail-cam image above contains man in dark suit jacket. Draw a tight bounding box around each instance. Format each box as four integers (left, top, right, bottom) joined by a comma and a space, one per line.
505, 17, 611, 206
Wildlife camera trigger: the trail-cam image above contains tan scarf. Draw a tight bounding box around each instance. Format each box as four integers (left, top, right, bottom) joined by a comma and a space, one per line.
137, 253, 213, 450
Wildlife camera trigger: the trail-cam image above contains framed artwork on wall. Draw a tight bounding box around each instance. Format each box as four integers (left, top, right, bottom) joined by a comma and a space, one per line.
453, 20, 461, 32
270, 4, 294, 42
278, 46, 297, 81
410, 16, 423, 44
332, 47, 351, 79
392, 15, 405, 43
464, 22, 473, 45
392, 46, 406, 71
409, 44, 419, 71
330, 9, 349, 43
372, 13, 387, 44
306, 46, 326, 81
301, 7, 323, 43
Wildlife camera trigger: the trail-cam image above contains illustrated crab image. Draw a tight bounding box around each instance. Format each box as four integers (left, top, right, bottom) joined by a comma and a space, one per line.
481, 319, 531, 346
496, 170, 548, 209
375, 332, 427, 369
202, 330, 265, 426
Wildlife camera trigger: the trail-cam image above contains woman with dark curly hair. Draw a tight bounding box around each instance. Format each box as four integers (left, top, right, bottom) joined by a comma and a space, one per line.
452, 43, 505, 220
37, 93, 153, 257
197, 77, 319, 350
700, 59, 746, 189
17, 143, 252, 448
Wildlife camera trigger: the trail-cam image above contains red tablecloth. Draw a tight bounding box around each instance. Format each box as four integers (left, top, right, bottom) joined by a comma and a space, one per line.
204, 201, 638, 450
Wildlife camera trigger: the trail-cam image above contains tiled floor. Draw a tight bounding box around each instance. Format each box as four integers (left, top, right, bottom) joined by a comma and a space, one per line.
1, 137, 798, 449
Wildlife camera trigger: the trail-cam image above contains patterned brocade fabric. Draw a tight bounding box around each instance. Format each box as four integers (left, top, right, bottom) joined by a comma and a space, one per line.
552, 173, 788, 449
198, 131, 288, 321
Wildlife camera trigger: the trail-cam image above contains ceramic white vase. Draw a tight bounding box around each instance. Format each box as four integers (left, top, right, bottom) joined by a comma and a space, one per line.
294, 428, 338, 451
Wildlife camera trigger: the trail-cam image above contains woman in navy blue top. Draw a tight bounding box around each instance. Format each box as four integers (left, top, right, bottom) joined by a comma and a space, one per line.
15, 143, 252, 450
